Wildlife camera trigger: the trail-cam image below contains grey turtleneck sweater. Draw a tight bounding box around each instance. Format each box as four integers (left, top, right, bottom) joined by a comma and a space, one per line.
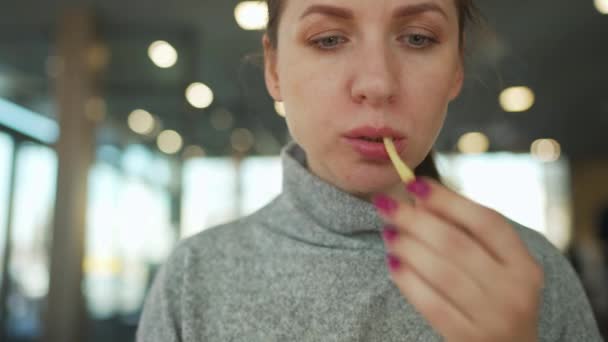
137, 142, 602, 341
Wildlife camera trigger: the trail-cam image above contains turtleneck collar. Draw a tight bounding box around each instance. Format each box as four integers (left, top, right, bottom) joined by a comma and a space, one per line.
279, 141, 385, 236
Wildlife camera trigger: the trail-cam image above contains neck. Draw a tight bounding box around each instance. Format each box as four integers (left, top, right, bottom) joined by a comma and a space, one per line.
357, 181, 415, 204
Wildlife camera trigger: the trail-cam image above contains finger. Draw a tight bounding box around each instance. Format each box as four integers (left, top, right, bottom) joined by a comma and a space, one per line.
388, 253, 477, 341
492, 263, 545, 318
405, 177, 531, 265
386, 232, 489, 325
386, 201, 503, 291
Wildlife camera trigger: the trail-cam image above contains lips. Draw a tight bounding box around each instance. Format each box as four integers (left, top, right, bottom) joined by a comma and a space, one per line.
344, 126, 406, 140
343, 126, 407, 161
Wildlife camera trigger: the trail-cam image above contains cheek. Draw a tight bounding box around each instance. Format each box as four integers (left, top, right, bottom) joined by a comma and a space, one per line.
284, 61, 339, 106
412, 75, 450, 127
279, 55, 343, 145
403, 60, 457, 150
410, 84, 449, 145
407, 55, 458, 106
279, 43, 346, 105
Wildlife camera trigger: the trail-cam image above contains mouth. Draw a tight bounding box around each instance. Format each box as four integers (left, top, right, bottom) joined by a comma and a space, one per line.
343, 125, 407, 160
356, 136, 385, 143
344, 125, 406, 142
343, 135, 406, 161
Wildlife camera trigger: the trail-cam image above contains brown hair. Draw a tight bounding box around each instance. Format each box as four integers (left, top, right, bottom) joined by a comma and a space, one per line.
264, 0, 480, 180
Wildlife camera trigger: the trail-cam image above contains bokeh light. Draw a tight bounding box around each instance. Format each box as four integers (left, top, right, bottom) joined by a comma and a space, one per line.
235, 1, 268, 30
595, 0, 608, 14
231, 128, 255, 153
182, 145, 206, 159
457, 132, 490, 154
148, 40, 178, 68
499, 86, 535, 112
186, 82, 214, 109
531, 139, 561, 162
157, 130, 183, 154
128, 109, 156, 135
210, 108, 234, 131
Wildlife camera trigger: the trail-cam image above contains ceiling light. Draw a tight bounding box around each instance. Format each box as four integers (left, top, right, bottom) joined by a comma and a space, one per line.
186, 82, 214, 109
499, 86, 535, 112
457, 132, 490, 154
595, 0, 608, 14
128, 109, 155, 135
531, 139, 561, 162
148, 40, 178, 68
157, 130, 183, 154
235, 1, 268, 30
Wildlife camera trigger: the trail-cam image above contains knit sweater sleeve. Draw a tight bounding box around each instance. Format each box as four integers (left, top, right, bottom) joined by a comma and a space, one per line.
544, 239, 603, 341
136, 241, 191, 342
518, 226, 603, 342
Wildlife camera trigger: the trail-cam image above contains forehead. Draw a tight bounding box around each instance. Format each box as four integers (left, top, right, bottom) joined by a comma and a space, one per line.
282, 0, 458, 20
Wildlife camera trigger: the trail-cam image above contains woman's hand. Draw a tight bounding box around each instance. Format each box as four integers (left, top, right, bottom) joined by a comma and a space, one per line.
373, 177, 544, 342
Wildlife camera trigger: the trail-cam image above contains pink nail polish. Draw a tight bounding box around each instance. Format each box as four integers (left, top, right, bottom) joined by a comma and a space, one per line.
406, 178, 431, 199
382, 225, 399, 243
386, 253, 401, 272
373, 194, 399, 216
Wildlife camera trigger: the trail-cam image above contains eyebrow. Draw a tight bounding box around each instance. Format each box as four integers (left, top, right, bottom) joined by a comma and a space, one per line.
393, 3, 448, 20
299, 2, 449, 21
299, 4, 354, 20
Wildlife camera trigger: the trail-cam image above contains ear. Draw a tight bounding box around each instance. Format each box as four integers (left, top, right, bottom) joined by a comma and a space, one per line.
263, 34, 282, 102
449, 34, 466, 101
448, 56, 464, 101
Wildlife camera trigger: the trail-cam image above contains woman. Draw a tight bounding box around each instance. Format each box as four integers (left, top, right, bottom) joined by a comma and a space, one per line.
137, 0, 602, 341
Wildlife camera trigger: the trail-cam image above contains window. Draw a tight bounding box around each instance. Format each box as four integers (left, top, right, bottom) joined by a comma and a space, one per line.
6, 142, 57, 339
436, 153, 572, 250
85, 147, 176, 319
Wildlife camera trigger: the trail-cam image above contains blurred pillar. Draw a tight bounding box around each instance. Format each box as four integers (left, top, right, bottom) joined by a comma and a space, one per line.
43, 9, 105, 342
572, 160, 608, 240
0, 139, 19, 339
571, 160, 608, 328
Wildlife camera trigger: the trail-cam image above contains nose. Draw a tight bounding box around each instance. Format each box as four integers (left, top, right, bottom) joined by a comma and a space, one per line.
350, 46, 399, 108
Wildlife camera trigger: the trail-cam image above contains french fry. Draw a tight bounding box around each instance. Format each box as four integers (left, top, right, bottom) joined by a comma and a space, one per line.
383, 137, 415, 183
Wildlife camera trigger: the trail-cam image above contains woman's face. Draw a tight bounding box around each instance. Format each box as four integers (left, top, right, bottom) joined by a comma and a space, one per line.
264, 0, 464, 198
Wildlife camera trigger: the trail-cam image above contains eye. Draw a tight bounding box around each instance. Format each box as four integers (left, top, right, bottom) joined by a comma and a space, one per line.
311, 35, 348, 50
403, 34, 436, 48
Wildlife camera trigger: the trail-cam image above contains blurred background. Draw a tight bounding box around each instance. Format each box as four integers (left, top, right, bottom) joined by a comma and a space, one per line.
0, 0, 607, 341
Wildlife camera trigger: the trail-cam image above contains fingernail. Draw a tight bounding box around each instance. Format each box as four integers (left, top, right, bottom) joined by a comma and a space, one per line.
406, 178, 431, 199
386, 253, 401, 272
372, 194, 399, 216
382, 225, 399, 243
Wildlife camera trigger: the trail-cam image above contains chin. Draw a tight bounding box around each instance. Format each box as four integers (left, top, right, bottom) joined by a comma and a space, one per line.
308, 147, 403, 197
335, 165, 401, 198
